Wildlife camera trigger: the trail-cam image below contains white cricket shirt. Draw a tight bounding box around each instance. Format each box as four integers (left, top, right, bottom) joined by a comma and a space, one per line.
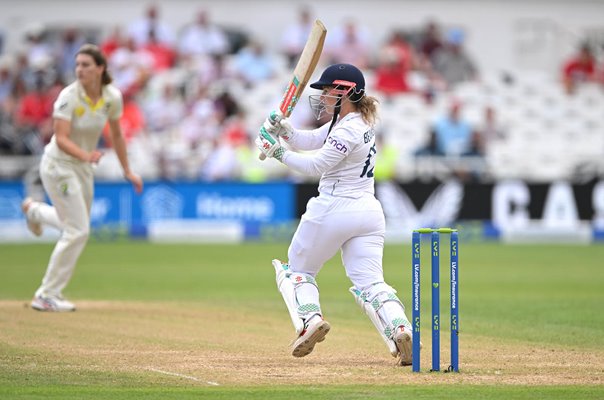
45, 82, 123, 162
282, 112, 377, 198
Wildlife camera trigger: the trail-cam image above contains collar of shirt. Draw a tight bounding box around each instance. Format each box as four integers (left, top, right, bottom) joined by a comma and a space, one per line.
76, 82, 105, 112
335, 111, 360, 128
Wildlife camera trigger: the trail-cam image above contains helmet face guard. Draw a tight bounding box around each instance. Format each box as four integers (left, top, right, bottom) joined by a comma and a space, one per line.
308, 64, 366, 121
308, 80, 363, 120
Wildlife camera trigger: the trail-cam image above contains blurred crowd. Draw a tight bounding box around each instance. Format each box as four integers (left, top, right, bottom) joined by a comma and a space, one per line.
1, 5, 603, 182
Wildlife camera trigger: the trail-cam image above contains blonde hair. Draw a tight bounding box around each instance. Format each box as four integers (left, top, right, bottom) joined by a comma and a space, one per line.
356, 95, 379, 126
76, 44, 112, 85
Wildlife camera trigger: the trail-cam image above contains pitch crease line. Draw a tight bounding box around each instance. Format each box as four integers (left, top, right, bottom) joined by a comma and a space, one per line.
147, 367, 220, 386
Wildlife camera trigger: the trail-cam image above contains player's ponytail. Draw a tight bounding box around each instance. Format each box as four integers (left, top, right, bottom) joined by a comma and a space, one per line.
356, 95, 379, 127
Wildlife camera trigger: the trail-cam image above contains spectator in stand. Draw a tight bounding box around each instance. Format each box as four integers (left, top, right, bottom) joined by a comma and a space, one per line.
418, 20, 443, 65
0, 63, 17, 154
13, 69, 54, 154
56, 28, 85, 83
4, 76, 27, 122
325, 19, 372, 69
194, 53, 236, 91
374, 49, 410, 97
431, 28, 477, 90
280, 7, 314, 68
382, 31, 415, 73
415, 99, 485, 181
199, 135, 239, 181
14, 53, 37, 92
140, 29, 176, 72
199, 101, 247, 182
100, 26, 126, 59
562, 42, 597, 95
214, 90, 240, 120
233, 40, 277, 87
178, 9, 230, 60
416, 99, 477, 157
24, 24, 53, 72
127, 4, 175, 48
597, 45, 604, 86
108, 37, 152, 97
374, 31, 416, 97
600, 44, 604, 84
0, 61, 14, 104
142, 82, 185, 135
475, 105, 505, 154
179, 86, 220, 149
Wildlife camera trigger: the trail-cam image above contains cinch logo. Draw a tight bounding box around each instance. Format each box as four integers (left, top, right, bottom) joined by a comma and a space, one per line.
326, 136, 348, 153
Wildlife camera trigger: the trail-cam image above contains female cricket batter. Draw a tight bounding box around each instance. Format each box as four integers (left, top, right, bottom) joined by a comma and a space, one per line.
256, 63, 413, 365
22, 44, 143, 312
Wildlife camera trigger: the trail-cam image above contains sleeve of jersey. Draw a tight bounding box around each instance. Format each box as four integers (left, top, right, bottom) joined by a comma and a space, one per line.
284, 122, 330, 151
108, 86, 124, 120
282, 130, 352, 176
52, 88, 74, 121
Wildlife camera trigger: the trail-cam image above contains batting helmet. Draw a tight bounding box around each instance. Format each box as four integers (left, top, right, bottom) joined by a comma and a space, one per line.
310, 63, 365, 101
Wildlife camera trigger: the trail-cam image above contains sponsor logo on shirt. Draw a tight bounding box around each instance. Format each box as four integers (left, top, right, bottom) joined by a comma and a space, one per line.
75, 105, 85, 117
326, 136, 348, 153
364, 129, 375, 144
60, 182, 69, 195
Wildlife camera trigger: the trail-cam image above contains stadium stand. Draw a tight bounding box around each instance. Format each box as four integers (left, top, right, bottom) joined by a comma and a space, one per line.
0, 3, 603, 184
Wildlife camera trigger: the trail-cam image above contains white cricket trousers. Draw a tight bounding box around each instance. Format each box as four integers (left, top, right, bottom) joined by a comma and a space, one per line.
288, 192, 386, 290
34, 154, 93, 297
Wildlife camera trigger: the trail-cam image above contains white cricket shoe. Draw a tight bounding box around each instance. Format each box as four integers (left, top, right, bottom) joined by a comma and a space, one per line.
31, 294, 76, 312
21, 197, 42, 237
291, 315, 330, 357
394, 326, 413, 366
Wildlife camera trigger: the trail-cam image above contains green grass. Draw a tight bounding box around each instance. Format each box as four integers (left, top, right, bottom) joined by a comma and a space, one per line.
1, 385, 603, 400
1, 241, 604, 399
4, 242, 603, 349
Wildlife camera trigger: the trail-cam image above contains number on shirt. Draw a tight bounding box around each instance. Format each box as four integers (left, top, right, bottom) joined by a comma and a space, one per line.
360, 143, 377, 178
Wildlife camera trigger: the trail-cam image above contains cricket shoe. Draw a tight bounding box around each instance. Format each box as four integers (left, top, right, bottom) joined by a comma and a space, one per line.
21, 197, 42, 237
394, 326, 413, 366
291, 315, 330, 357
31, 294, 76, 312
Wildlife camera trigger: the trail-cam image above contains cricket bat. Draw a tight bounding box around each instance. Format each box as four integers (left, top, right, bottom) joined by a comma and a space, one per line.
259, 19, 327, 160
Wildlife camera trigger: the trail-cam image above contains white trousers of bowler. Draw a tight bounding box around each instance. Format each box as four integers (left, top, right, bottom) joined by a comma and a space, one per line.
288, 192, 386, 291
34, 154, 93, 297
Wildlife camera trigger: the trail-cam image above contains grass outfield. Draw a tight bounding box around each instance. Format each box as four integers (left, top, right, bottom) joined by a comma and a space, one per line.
1, 241, 603, 399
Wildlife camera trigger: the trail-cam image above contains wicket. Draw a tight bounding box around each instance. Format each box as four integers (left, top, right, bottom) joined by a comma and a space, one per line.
411, 227, 459, 373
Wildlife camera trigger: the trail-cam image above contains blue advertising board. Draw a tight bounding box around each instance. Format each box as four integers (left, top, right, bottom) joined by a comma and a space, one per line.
0, 181, 296, 242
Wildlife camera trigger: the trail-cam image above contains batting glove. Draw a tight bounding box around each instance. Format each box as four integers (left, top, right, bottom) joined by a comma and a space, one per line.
278, 118, 295, 142
256, 127, 286, 161
262, 110, 283, 135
